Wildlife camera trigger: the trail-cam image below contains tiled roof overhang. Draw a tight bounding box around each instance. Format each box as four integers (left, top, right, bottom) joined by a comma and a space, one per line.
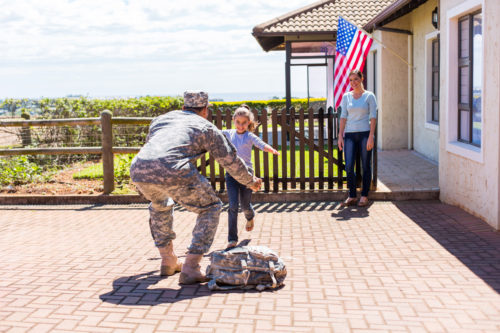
363, 0, 430, 32
253, 0, 397, 52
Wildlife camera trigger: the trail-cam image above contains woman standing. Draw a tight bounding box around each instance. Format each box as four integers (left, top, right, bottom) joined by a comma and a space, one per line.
337, 69, 377, 207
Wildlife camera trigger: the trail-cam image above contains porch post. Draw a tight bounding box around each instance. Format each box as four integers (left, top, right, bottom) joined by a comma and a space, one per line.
285, 41, 291, 111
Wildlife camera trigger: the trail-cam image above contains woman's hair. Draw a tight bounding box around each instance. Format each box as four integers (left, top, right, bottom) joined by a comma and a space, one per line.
348, 69, 364, 80
233, 104, 259, 132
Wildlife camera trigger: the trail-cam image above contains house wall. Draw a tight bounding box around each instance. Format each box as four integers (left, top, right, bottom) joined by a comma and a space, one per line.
371, 1, 440, 160
374, 19, 410, 150
439, 0, 500, 230
408, 0, 440, 162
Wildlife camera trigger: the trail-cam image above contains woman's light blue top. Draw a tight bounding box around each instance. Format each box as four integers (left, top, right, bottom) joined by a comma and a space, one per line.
222, 129, 267, 169
340, 91, 377, 133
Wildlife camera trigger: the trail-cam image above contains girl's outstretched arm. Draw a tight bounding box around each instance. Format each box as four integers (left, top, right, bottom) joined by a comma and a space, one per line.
248, 132, 279, 155
263, 144, 279, 155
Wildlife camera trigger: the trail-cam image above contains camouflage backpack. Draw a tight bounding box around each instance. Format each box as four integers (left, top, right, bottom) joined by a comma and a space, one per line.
206, 245, 287, 291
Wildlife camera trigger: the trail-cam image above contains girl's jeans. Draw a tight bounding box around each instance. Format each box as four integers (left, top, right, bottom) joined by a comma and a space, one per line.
344, 131, 372, 198
225, 173, 255, 243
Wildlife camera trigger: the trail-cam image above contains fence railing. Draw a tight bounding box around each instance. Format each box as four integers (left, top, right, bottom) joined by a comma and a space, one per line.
0, 108, 377, 195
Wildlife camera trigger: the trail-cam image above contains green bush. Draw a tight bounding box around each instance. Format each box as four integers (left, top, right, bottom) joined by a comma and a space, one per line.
1, 96, 328, 163
212, 98, 326, 110
1, 96, 326, 120
0, 156, 56, 186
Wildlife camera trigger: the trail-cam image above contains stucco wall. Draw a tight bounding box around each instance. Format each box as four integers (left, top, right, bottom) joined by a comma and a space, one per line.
408, 0, 440, 162
376, 19, 410, 150
439, 0, 500, 230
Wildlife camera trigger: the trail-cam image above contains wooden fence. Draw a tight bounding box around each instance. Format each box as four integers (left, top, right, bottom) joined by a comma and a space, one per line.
0, 108, 377, 194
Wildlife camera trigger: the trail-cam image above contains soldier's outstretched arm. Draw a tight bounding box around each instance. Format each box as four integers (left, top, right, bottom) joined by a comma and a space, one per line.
204, 127, 258, 189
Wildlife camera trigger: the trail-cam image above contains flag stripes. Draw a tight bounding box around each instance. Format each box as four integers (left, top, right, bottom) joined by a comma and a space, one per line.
334, 17, 373, 108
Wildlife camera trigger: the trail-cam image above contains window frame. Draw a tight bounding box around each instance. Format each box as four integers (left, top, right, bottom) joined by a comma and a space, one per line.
431, 37, 440, 123
457, 10, 481, 147
425, 30, 440, 130
445, 0, 483, 163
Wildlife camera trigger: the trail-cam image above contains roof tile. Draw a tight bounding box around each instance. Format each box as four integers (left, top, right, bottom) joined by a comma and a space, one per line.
260, 0, 397, 34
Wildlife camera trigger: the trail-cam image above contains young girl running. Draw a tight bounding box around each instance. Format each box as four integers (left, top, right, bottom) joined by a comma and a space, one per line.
222, 105, 279, 248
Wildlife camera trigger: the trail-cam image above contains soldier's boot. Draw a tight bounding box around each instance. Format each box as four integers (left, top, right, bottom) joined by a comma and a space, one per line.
178, 254, 210, 284
159, 242, 183, 276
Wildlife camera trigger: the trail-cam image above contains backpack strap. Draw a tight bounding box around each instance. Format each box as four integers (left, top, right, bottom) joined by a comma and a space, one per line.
268, 261, 277, 289
241, 259, 250, 286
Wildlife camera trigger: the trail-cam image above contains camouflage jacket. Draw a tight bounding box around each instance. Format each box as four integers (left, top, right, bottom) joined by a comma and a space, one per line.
130, 110, 254, 186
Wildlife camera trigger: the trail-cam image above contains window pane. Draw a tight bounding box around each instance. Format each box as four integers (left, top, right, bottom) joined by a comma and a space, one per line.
433, 101, 439, 122
472, 12, 482, 146
432, 40, 439, 66
460, 66, 469, 104
433, 72, 439, 97
460, 18, 469, 58
291, 41, 335, 57
460, 110, 470, 141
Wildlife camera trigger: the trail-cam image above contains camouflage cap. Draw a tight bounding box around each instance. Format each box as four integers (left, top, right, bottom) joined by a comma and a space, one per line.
184, 91, 212, 108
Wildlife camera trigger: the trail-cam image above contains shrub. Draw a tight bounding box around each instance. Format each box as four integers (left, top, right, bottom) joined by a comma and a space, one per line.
212, 98, 326, 111
1, 96, 328, 160
0, 155, 56, 186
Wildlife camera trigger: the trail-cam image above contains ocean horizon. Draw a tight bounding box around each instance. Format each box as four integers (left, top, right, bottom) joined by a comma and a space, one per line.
1, 91, 319, 102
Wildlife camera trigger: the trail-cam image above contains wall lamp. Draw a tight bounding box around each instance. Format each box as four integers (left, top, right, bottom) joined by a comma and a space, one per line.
432, 7, 439, 29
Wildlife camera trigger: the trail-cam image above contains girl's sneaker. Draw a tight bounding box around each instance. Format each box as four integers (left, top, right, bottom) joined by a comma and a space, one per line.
245, 218, 254, 232
226, 241, 238, 249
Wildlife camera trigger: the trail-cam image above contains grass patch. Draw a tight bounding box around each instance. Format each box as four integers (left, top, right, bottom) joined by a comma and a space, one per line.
73, 163, 103, 179
73, 154, 134, 183
199, 145, 342, 178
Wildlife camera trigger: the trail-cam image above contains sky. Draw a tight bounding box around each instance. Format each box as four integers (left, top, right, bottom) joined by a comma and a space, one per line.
1, 0, 328, 100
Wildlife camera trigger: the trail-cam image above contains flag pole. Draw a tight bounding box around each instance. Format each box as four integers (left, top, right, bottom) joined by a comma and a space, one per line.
341, 17, 413, 69
363, 29, 414, 69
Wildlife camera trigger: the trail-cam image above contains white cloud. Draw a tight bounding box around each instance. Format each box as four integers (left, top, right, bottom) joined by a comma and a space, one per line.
0, 0, 313, 98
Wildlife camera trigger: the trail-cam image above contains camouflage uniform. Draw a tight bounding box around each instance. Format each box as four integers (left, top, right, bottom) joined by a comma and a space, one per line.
130, 92, 255, 255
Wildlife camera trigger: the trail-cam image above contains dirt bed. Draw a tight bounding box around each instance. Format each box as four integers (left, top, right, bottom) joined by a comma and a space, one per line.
0, 162, 106, 195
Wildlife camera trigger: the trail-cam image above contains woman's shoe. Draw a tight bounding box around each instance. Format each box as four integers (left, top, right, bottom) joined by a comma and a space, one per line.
358, 197, 369, 207
340, 197, 358, 207
245, 218, 254, 232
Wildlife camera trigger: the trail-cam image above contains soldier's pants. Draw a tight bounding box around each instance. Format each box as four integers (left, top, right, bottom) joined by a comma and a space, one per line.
134, 174, 222, 254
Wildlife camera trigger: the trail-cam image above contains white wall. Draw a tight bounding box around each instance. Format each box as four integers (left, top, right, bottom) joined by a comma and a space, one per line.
370, 0, 440, 160
408, 0, 440, 162
374, 19, 410, 150
439, 0, 500, 230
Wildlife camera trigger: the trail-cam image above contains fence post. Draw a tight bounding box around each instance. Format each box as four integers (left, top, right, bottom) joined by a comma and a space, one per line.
20, 112, 32, 147
101, 110, 114, 194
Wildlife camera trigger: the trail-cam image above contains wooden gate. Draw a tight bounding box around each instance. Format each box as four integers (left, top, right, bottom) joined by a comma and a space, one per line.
197, 106, 375, 193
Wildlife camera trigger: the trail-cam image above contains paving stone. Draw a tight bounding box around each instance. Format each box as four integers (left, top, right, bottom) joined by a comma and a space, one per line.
0, 201, 499, 332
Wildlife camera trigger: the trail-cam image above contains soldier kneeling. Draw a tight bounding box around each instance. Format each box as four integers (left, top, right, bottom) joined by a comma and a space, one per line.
130, 91, 262, 284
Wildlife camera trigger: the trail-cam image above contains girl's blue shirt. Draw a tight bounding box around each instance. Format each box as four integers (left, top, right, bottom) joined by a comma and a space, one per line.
222, 129, 267, 170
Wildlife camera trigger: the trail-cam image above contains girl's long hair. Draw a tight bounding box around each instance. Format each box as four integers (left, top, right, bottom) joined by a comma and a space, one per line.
233, 104, 259, 132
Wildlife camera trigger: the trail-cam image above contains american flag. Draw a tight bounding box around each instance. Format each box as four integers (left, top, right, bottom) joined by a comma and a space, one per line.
334, 16, 373, 108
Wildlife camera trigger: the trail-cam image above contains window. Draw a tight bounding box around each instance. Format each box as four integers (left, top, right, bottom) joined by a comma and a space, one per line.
445, 0, 483, 162
431, 38, 439, 122
458, 11, 482, 147
425, 30, 440, 129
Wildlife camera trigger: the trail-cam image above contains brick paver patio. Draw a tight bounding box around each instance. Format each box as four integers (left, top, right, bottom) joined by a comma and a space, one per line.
1, 201, 499, 332
377, 150, 438, 192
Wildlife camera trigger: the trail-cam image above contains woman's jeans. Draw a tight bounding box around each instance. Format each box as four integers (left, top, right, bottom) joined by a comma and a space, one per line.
344, 131, 372, 198
225, 173, 255, 242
